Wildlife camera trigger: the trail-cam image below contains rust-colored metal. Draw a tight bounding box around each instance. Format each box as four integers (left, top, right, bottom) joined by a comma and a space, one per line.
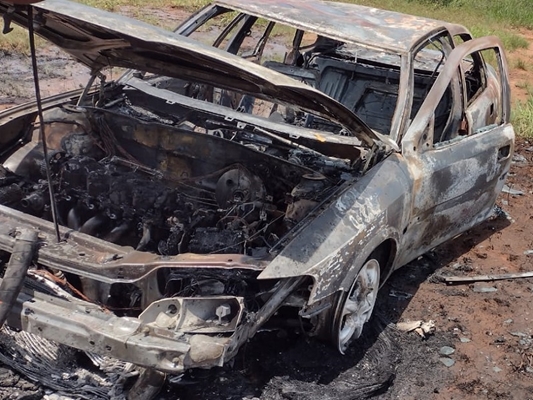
216, 0, 469, 54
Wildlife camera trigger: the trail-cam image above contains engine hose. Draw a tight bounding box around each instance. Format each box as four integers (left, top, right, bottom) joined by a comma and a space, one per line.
67, 206, 82, 230
103, 222, 130, 243
80, 214, 108, 236
0, 229, 39, 327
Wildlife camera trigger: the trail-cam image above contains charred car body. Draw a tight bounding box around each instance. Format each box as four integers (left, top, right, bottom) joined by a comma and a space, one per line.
0, 0, 514, 393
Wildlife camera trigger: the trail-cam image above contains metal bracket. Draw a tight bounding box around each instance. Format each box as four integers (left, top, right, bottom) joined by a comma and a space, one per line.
2, 6, 15, 35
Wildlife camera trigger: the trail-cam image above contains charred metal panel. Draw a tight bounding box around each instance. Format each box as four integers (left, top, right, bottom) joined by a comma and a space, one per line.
260, 154, 411, 303
397, 124, 514, 266
398, 36, 514, 266
99, 109, 314, 183
123, 76, 367, 154
216, 0, 468, 53
0, 89, 84, 153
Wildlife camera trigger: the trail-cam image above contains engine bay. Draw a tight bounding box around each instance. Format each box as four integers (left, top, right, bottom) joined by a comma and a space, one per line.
0, 99, 360, 257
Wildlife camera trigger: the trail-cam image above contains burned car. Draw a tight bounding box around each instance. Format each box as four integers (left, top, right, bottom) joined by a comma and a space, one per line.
0, 0, 514, 396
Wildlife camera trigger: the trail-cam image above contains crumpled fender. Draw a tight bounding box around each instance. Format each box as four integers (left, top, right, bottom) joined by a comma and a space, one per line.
258, 153, 412, 304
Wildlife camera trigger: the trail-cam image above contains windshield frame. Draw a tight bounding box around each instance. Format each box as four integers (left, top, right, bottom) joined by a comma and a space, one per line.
173, 4, 410, 144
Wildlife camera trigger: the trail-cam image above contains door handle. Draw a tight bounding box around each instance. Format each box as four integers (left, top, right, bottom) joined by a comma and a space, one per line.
497, 145, 510, 160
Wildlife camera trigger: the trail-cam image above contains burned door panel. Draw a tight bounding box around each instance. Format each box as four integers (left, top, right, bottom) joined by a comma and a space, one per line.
398, 37, 514, 266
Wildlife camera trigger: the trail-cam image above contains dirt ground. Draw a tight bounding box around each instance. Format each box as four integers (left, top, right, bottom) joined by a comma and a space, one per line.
0, 5, 532, 400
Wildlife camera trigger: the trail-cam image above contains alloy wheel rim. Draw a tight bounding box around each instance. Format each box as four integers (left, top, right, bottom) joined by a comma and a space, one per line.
337, 259, 380, 354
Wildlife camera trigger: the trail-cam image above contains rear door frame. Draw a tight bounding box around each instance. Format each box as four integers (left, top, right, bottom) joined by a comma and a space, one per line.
397, 36, 514, 266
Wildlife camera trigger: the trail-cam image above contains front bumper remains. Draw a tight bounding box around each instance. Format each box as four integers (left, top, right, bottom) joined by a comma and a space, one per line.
0, 205, 303, 373
6, 286, 242, 373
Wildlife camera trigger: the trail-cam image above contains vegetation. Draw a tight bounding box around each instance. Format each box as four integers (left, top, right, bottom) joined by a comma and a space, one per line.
81, 0, 210, 12
514, 58, 528, 71
512, 82, 533, 138
513, 96, 533, 138
334, 0, 532, 52
0, 25, 46, 55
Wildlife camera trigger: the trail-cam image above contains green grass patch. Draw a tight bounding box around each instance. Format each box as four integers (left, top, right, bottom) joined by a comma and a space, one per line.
470, 26, 529, 52
473, 0, 533, 30
512, 96, 533, 138
337, 0, 533, 30
331, 0, 531, 51
515, 81, 533, 98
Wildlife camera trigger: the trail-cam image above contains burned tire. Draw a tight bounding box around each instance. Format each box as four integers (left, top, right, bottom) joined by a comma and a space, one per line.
317, 258, 380, 354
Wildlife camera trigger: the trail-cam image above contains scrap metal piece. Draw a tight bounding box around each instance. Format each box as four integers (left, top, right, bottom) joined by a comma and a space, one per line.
388, 289, 413, 300
444, 271, 533, 284
501, 184, 524, 196
396, 320, 435, 338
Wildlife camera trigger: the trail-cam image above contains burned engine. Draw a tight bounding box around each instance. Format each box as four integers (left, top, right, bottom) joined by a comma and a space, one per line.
0, 107, 343, 257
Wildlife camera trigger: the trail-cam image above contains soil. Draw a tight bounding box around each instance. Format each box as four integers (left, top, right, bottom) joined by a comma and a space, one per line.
0, 6, 532, 400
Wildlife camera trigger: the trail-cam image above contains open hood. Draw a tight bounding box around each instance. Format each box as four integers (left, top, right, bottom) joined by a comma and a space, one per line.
0, 0, 388, 148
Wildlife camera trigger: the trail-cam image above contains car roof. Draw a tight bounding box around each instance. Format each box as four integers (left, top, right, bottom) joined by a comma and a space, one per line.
215, 0, 469, 54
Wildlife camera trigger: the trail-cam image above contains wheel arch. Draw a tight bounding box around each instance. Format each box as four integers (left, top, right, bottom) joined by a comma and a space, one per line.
311, 238, 398, 351
371, 238, 397, 287
336, 235, 399, 298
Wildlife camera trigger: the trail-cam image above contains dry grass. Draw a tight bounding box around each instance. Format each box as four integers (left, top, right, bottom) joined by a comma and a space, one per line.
0, 25, 47, 55
512, 96, 533, 138
514, 58, 528, 71
80, 0, 210, 11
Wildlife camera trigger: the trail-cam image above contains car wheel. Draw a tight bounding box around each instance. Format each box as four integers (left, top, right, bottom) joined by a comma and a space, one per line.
319, 258, 380, 354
